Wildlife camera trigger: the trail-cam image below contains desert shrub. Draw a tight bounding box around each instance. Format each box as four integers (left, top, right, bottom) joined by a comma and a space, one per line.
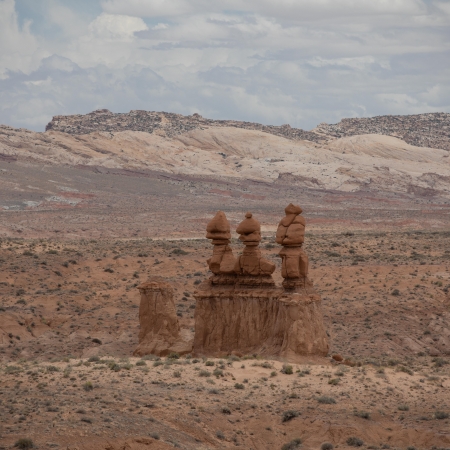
199, 370, 211, 377
172, 248, 188, 255
109, 362, 121, 371
213, 368, 223, 377
149, 432, 160, 440
354, 410, 370, 419
281, 438, 302, 450
221, 407, 231, 414
173, 370, 181, 378
234, 383, 244, 389
435, 411, 449, 420
321, 443, 334, 450
271, 371, 277, 377
136, 360, 146, 366
194, 279, 201, 285
153, 361, 163, 367
398, 366, 413, 375
281, 364, 293, 375
318, 396, 336, 404
216, 430, 225, 440
346, 437, 364, 447
88, 356, 100, 362
205, 360, 214, 366
282, 410, 300, 422
433, 357, 448, 368
328, 378, 340, 385
391, 289, 400, 296
14, 439, 34, 449
92, 338, 102, 344
81, 417, 92, 423
46, 365, 59, 373
398, 404, 409, 411
167, 352, 180, 359
83, 381, 93, 391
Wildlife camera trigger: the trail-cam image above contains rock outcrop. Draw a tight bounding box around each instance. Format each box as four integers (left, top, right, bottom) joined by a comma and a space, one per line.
134, 278, 192, 357
276, 203, 309, 290
45, 109, 450, 151
193, 208, 329, 360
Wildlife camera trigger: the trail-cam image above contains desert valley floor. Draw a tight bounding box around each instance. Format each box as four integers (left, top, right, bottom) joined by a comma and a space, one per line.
0, 229, 449, 449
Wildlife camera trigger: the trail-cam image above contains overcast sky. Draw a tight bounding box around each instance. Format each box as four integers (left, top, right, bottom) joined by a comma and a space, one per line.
1, 0, 449, 131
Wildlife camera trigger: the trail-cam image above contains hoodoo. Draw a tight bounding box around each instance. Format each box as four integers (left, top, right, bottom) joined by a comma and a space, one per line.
133, 278, 192, 357
193, 206, 329, 360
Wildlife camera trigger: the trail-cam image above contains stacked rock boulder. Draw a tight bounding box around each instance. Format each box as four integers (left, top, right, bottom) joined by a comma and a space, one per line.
276, 203, 309, 290
193, 207, 329, 360
205, 211, 237, 285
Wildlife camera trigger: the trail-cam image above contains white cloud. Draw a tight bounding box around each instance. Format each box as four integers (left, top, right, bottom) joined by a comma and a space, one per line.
88, 12, 148, 39
0, 0, 42, 76
0, 0, 449, 131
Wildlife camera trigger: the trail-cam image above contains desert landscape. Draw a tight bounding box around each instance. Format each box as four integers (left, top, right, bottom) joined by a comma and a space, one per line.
1, 110, 450, 450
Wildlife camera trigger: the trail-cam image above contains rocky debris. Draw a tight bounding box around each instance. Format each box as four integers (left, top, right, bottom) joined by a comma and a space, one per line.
193, 207, 329, 360
45, 109, 450, 151
314, 112, 450, 151
276, 203, 309, 290
134, 278, 192, 357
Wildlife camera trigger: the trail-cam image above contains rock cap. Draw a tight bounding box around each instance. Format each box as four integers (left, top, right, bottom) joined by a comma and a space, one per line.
206, 211, 231, 240
236, 212, 260, 235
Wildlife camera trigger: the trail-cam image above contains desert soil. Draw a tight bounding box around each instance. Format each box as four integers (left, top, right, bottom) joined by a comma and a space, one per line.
1, 231, 449, 449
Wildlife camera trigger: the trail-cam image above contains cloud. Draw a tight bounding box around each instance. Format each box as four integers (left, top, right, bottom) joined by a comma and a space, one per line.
0, 0, 449, 131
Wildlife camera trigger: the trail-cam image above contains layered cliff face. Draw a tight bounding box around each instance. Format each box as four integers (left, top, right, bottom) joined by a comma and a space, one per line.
133, 278, 192, 357
193, 207, 329, 360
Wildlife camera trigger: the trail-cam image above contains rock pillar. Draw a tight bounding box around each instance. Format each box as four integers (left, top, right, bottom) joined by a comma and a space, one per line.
134, 278, 192, 357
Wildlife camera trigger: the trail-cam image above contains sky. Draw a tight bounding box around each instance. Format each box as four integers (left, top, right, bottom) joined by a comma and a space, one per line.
1, 0, 450, 131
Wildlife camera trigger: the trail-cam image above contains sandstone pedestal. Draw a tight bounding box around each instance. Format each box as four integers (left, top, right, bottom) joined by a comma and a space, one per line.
193, 278, 329, 359
133, 278, 192, 357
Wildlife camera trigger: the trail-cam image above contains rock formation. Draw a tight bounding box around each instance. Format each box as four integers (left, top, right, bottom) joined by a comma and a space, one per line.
193, 207, 329, 360
206, 211, 237, 282
235, 212, 276, 277
276, 203, 309, 290
134, 277, 192, 357
46, 109, 450, 151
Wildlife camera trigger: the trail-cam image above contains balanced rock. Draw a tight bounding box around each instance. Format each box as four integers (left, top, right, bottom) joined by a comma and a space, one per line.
276, 203, 309, 290
134, 277, 192, 357
205, 211, 237, 277
194, 207, 329, 360
234, 212, 275, 280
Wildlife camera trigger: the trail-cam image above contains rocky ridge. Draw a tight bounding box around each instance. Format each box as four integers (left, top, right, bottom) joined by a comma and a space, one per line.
45, 109, 450, 151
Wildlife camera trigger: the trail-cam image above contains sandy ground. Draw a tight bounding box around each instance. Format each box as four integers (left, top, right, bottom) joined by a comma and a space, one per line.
1, 231, 449, 449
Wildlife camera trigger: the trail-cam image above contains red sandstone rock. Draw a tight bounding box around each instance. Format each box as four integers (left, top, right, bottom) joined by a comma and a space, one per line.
277, 203, 309, 289
134, 278, 192, 357
193, 207, 329, 360
205, 211, 237, 275
234, 212, 275, 276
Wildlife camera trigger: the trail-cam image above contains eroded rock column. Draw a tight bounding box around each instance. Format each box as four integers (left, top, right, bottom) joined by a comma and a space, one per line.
134, 277, 192, 357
